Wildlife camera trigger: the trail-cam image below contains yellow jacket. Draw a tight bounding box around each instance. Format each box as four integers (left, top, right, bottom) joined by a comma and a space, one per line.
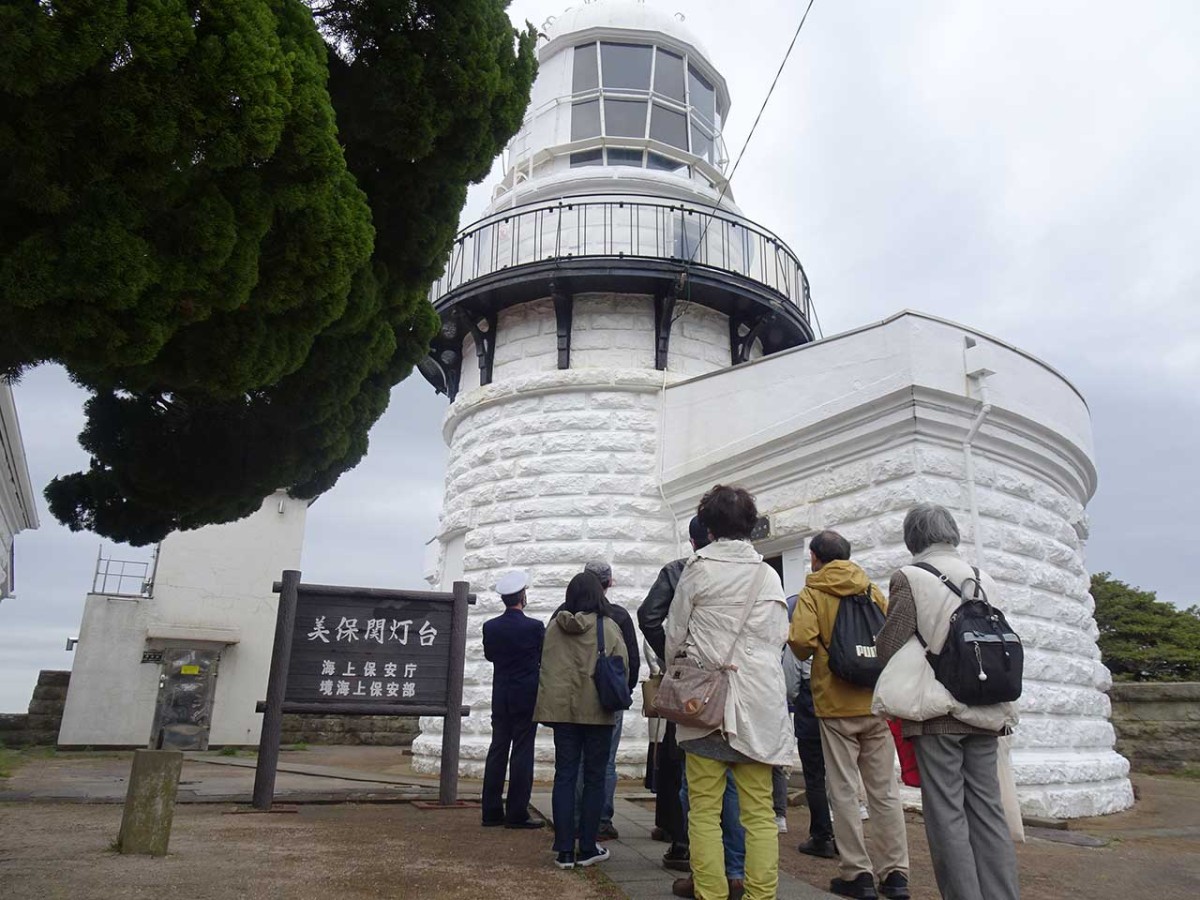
787, 560, 888, 718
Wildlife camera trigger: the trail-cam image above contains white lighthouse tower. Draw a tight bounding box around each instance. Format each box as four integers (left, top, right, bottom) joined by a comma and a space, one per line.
413, 1, 812, 777
413, 0, 1134, 819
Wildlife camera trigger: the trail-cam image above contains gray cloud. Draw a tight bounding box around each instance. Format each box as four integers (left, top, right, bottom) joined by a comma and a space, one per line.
4, 0, 1197, 710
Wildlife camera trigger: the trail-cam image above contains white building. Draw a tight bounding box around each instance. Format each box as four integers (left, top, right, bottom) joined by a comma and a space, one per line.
58, 492, 307, 749
0, 380, 38, 602
415, 0, 1132, 818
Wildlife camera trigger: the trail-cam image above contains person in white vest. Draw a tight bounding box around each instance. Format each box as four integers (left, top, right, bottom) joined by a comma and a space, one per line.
875, 504, 1020, 900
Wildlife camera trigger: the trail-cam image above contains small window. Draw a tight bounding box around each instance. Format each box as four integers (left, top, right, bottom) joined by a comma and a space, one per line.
648, 152, 689, 175
573, 43, 598, 93
604, 98, 648, 138
689, 64, 716, 126
606, 148, 644, 167
654, 48, 686, 102
570, 149, 604, 167
691, 123, 714, 164
601, 42, 653, 90
571, 99, 601, 140
650, 103, 688, 150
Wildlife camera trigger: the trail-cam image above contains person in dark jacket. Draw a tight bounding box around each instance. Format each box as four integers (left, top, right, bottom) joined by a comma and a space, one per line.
481, 569, 546, 828
638, 516, 710, 867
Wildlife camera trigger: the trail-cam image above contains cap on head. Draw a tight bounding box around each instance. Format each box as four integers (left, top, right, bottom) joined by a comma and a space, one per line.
495, 569, 529, 598
584, 561, 612, 587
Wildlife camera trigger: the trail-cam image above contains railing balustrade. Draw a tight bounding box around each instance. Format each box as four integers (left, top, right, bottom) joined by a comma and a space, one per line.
429, 195, 810, 319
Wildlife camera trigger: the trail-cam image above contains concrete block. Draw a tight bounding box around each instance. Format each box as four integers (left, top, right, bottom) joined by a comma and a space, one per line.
117, 750, 183, 856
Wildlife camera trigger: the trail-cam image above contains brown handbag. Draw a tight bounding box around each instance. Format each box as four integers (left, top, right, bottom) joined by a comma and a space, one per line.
651, 563, 769, 730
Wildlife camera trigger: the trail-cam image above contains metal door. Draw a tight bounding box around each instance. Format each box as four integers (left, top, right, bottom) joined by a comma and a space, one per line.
151, 648, 219, 750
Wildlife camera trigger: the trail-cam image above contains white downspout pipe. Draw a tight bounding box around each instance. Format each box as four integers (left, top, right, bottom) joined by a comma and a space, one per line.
963, 374, 992, 566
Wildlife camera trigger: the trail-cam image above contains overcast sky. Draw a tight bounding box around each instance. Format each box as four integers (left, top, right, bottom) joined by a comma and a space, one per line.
4, 0, 1198, 712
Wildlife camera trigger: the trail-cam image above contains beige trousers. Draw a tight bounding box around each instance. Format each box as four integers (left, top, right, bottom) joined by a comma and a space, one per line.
818, 715, 910, 882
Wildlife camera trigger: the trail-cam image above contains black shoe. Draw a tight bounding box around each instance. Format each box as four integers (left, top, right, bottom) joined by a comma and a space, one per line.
575, 846, 610, 867
504, 817, 546, 829
662, 845, 691, 872
797, 836, 838, 859
482, 818, 504, 827
554, 851, 575, 870
830, 873, 878, 899
596, 822, 619, 841
880, 871, 910, 899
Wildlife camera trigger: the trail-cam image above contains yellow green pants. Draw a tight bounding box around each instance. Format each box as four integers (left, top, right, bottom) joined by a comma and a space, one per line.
686, 753, 778, 900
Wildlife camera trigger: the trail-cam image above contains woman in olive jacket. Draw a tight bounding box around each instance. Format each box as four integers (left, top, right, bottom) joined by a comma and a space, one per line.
534, 571, 628, 870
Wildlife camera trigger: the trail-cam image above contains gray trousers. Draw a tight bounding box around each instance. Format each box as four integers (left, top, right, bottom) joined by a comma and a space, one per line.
911, 734, 1020, 900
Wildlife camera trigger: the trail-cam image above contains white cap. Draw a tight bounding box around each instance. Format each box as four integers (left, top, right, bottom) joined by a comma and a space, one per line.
495, 570, 529, 597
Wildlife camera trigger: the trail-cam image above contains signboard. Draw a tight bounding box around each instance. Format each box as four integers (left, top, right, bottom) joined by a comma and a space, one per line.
287, 593, 453, 707
252, 572, 473, 810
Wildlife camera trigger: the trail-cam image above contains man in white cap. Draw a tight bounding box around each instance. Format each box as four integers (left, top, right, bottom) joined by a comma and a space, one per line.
481, 569, 546, 828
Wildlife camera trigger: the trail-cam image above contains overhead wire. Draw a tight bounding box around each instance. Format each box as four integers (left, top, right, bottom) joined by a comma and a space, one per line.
674, 0, 822, 337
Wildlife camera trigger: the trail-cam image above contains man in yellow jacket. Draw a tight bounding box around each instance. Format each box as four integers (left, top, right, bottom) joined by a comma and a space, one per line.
789, 531, 910, 900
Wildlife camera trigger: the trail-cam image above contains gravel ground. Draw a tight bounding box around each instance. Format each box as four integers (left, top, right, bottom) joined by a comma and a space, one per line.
0, 802, 620, 900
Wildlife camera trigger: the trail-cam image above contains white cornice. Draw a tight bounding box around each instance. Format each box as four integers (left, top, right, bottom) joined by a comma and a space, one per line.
0, 380, 38, 531
660, 385, 1097, 520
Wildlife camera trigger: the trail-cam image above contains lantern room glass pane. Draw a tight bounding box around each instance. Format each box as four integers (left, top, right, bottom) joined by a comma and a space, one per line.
654, 48, 685, 101
650, 103, 688, 150
573, 43, 598, 93
691, 123, 714, 163
570, 149, 603, 167
571, 99, 601, 140
604, 98, 648, 137
606, 148, 644, 167
601, 42, 653, 90
648, 152, 689, 175
689, 64, 716, 126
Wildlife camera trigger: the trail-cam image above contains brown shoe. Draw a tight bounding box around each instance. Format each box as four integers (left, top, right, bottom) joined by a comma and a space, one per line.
671, 876, 696, 898
728, 878, 745, 900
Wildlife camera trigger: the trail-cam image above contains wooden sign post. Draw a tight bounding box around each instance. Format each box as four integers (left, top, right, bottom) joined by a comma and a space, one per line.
252, 571, 473, 810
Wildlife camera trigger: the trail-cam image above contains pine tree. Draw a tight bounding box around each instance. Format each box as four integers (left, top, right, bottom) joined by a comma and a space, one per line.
1092, 572, 1200, 682
1, 1, 536, 543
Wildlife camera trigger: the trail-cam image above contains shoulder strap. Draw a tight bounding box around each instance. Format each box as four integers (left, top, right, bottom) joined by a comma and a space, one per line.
595, 613, 606, 656
720, 563, 770, 669
912, 562, 963, 598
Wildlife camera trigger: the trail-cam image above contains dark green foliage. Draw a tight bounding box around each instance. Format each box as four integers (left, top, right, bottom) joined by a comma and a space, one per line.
2, 1, 536, 544
1092, 572, 1200, 682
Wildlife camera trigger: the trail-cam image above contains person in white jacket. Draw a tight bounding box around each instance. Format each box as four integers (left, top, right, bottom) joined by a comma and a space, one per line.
665, 485, 796, 900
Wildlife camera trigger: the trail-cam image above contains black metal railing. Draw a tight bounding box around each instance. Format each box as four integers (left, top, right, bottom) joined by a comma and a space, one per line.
429, 195, 811, 319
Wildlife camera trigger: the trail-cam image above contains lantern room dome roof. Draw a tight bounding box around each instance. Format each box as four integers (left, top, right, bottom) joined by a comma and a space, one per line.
541, 1, 714, 68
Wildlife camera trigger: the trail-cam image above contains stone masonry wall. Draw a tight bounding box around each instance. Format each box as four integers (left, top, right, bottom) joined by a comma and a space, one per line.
1109, 682, 1200, 774
415, 289, 742, 778
0, 670, 70, 747
756, 442, 1133, 818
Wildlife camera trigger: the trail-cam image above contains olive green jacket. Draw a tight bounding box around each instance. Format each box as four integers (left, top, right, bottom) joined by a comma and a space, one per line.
533, 611, 628, 726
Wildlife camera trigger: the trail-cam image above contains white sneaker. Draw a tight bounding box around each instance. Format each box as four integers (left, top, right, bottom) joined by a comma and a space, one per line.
775, 815, 789, 833
576, 846, 610, 867
859, 803, 870, 821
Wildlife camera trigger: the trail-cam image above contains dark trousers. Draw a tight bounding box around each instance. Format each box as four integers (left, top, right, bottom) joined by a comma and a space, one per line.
795, 680, 833, 842
552, 723, 613, 855
481, 711, 536, 825
655, 721, 688, 848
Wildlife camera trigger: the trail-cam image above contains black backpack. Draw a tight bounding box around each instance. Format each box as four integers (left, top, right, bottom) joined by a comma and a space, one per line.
913, 563, 1023, 706
824, 592, 887, 688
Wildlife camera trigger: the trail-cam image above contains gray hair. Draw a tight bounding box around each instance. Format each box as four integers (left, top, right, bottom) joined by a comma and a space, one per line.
903, 503, 961, 555
584, 560, 612, 588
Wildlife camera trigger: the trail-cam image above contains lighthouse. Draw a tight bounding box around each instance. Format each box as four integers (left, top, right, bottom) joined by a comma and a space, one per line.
414, 0, 1133, 820
413, 1, 813, 778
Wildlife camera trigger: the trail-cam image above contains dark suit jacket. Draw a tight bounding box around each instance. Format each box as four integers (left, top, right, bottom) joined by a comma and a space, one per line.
483, 608, 545, 719
637, 557, 688, 661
